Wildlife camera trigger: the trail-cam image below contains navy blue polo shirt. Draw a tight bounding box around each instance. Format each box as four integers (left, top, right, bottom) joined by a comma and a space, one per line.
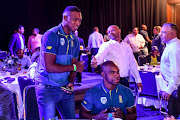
81, 83, 134, 114
36, 23, 80, 86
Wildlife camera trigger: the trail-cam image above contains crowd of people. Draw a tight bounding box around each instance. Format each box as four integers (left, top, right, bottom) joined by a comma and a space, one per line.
0, 5, 180, 120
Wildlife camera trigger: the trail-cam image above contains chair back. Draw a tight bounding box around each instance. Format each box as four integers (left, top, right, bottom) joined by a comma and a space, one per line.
12, 91, 19, 119
18, 77, 34, 99
139, 71, 159, 98
138, 55, 147, 66
23, 85, 39, 120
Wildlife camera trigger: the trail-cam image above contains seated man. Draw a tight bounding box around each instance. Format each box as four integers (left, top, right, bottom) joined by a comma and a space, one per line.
79, 61, 137, 120
16, 49, 32, 69
139, 46, 160, 66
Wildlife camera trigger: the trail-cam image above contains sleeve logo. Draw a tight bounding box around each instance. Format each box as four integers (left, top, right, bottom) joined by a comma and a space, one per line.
46, 46, 52, 50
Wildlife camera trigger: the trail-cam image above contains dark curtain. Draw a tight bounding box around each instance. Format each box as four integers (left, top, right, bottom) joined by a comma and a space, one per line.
132, 0, 167, 38
0, 0, 167, 51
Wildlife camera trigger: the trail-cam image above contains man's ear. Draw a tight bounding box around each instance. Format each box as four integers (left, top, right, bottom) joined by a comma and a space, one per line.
64, 15, 68, 21
101, 72, 104, 77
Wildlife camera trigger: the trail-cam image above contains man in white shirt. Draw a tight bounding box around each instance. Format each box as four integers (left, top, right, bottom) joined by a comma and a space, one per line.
88, 27, 104, 72
28, 28, 42, 54
17, 49, 32, 68
91, 25, 142, 89
160, 23, 180, 119
88, 27, 103, 54
123, 27, 145, 63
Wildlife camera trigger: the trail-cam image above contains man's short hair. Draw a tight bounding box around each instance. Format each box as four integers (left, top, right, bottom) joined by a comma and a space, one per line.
93, 27, 98, 32
17, 49, 24, 53
133, 27, 139, 30
154, 26, 161, 32
101, 61, 117, 72
63, 6, 81, 16
33, 28, 39, 33
18, 25, 24, 30
163, 23, 179, 33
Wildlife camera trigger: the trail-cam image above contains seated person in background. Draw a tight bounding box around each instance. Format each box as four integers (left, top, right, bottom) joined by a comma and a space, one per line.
0, 84, 17, 120
31, 47, 40, 62
79, 61, 137, 120
16, 49, 32, 69
27, 50, 40, 80
139, 46, 160, 66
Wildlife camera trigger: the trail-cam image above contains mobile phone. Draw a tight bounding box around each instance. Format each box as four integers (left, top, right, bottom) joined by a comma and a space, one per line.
60, 86, 73, 92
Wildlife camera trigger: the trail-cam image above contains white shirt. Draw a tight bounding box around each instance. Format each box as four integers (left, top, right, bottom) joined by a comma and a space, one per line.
88, 31, 103, 50
18, 34, 25, 50
18, 55, 32, 68
95, 39, 142, 83
123, 33, 145, 52
160, 37, 180, 95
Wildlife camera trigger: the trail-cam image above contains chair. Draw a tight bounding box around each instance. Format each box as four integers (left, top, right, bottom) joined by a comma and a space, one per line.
138, 55, 147, 66
138, 71, 167, 116
12, 91, 20, 120
18, 77, 35, 99
23, 85, 39, 120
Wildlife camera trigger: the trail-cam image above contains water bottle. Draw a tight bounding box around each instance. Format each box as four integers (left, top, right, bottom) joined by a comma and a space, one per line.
107, 113, 114, 120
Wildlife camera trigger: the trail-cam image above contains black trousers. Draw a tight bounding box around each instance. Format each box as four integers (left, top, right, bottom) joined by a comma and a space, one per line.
168, 86, 180, 119
90, 48, 100, 73
133, 51, 142, 63
119, 77, 129, 87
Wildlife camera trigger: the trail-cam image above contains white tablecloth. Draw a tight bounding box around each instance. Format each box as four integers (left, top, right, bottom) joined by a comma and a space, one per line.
0, 71, 29, 119
136, 65, 168, 109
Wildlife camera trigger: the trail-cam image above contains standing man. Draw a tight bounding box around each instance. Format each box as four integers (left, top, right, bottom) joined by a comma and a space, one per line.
91, 25, 142, 89
88, 27, 104, 72
80, 61, 137, 120
139, 24, 151, 55
152, 26, 165, 56
88, 27, 104, 54
160, 23, 180, 119
9, 25, 25, 57
123, 27, 145, 63
35, 6, 84, 119
28, 28, 43, 54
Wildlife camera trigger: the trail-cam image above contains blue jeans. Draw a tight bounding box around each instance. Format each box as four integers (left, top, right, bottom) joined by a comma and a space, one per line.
35, 82, 75, 120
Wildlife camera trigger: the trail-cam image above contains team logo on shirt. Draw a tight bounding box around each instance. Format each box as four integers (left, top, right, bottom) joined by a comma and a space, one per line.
100, 97, 107, 104
60, 38, 65, 46
119, 95, 123, 103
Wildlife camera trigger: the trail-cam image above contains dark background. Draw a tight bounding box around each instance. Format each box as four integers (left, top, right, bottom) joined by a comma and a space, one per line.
0, 0, 167, 51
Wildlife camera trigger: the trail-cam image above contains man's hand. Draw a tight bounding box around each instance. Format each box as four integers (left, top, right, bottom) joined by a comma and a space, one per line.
61, 83, 74, 94
112, 108, 123, 118
164, 116, 176, 120
91, 55, 98, 68
93, 109, 108, 120
76, 61, 84, 72
161, 91, 170, 101
137, 83, 143, 92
